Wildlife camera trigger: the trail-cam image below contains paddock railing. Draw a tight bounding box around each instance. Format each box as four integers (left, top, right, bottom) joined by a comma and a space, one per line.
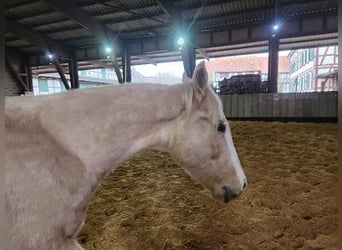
220, 91, 338, 121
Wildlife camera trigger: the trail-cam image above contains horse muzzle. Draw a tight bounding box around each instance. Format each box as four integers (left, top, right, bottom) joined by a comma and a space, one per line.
222, 186, 238, 203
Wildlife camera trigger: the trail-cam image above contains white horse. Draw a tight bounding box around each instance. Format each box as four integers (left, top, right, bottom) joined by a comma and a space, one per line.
5, 61, 247, 249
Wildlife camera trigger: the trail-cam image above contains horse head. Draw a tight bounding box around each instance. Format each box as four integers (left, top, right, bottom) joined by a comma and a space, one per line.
170, 61, 247, 203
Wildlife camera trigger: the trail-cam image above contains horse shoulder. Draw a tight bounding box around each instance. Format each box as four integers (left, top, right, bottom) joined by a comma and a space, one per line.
6, 97, 91, 249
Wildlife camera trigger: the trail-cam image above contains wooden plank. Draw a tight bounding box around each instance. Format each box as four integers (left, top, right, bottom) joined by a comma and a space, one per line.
311, 92, 320, 117
220, 95, 232, 118
258, 93, 266, 117
285, 93, 295, 117
295, 93, 303, 117
251, 94, 259, 117
280, 93, 289, 117
264, 93, 273, 117
272, 93, 280, 117
238, 94, 245, 117
319, 92, 328, 117
231, 94, 239, 117
302, 93, 312, 117
327, 92, 337, 117
244, 94, 252, 117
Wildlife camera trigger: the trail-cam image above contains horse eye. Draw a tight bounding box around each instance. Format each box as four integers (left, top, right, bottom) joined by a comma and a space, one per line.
217, 123, 226, 133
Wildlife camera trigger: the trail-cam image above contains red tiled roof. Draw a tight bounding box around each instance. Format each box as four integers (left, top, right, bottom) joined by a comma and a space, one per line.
206, 56, 289, 75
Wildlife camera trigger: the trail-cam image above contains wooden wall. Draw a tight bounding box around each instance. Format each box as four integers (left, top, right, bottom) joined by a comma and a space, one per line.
220, 92, 337, 120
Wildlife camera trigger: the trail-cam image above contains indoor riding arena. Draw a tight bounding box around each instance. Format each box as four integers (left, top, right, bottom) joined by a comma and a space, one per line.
5, 0, 339, 249
78, 121, 338, 249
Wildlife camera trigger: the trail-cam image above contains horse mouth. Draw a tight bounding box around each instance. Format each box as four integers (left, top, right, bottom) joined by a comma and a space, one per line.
222, 186, 237, 203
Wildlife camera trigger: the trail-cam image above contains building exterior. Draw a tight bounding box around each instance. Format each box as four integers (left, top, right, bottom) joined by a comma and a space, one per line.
287, 46, 338, 92
32, 67, 183, 95
32, 46, 338, 96
206, 55, 290, 93
32, 68, 120, 95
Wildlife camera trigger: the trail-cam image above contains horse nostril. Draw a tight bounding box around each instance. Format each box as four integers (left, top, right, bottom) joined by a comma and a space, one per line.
222, 186, 237, 203
242, 181, 247, 190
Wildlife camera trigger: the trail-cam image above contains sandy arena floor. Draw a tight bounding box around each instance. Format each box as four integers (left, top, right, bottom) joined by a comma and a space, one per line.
78, 121, 338, 250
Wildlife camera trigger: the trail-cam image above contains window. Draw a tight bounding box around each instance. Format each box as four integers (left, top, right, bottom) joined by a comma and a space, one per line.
323, 56, 334, 65
306, 74, 310, 90
309, 74, 312, 89
319, 47, 326, 54
53, 79, 62, 93
101, 69, 106, 78
327, 46, 335, 54
309, 48, 315, 61
38, 79, 48, 94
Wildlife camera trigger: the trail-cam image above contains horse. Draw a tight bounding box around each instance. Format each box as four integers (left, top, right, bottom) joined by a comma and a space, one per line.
5, 61, 247, 249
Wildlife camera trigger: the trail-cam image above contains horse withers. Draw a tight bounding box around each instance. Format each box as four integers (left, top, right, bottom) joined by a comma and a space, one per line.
5, 61, 246, 249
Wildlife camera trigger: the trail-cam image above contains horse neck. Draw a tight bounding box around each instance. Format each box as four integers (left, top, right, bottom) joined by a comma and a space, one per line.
40, 84, 189, 182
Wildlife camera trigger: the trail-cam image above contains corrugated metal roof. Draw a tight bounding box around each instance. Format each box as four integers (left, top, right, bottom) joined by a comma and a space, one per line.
182, 0, 274, 20
33, 20, 81, 33
6, 39, 32, 47
48, 28, 93, 40
281, 0, 337, 16
194, 9, 272, 31
6, 1, 54, 19
18, 12, 66, 26
4, 0, 338, 68
95, 5, 163, 23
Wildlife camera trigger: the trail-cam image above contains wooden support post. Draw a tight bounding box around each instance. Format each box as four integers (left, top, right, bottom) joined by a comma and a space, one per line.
182, 42, 196, 78
26, 62, 33, 91
111, 55, 123, 84
73, 58, 80, 88
122, 45, 132, 83
68, 59, 75, 89
68, 57, 79, 89
267, 37, 279, 93
52, 58, 70, 90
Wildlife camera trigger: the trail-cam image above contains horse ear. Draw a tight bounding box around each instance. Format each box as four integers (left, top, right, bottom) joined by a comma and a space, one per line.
192, 61, 209, 98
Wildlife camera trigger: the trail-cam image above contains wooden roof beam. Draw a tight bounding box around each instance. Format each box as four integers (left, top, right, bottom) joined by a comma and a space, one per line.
43, 0, 111, 44
89, 60, 112, 69
136, 55, 157, 66
155, 0, 182, 28
5, 58, 29, 92
5, 18, 71, 58
51, 57, 70, 90
197, 49, 210, 61
43, 0, 123, 83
